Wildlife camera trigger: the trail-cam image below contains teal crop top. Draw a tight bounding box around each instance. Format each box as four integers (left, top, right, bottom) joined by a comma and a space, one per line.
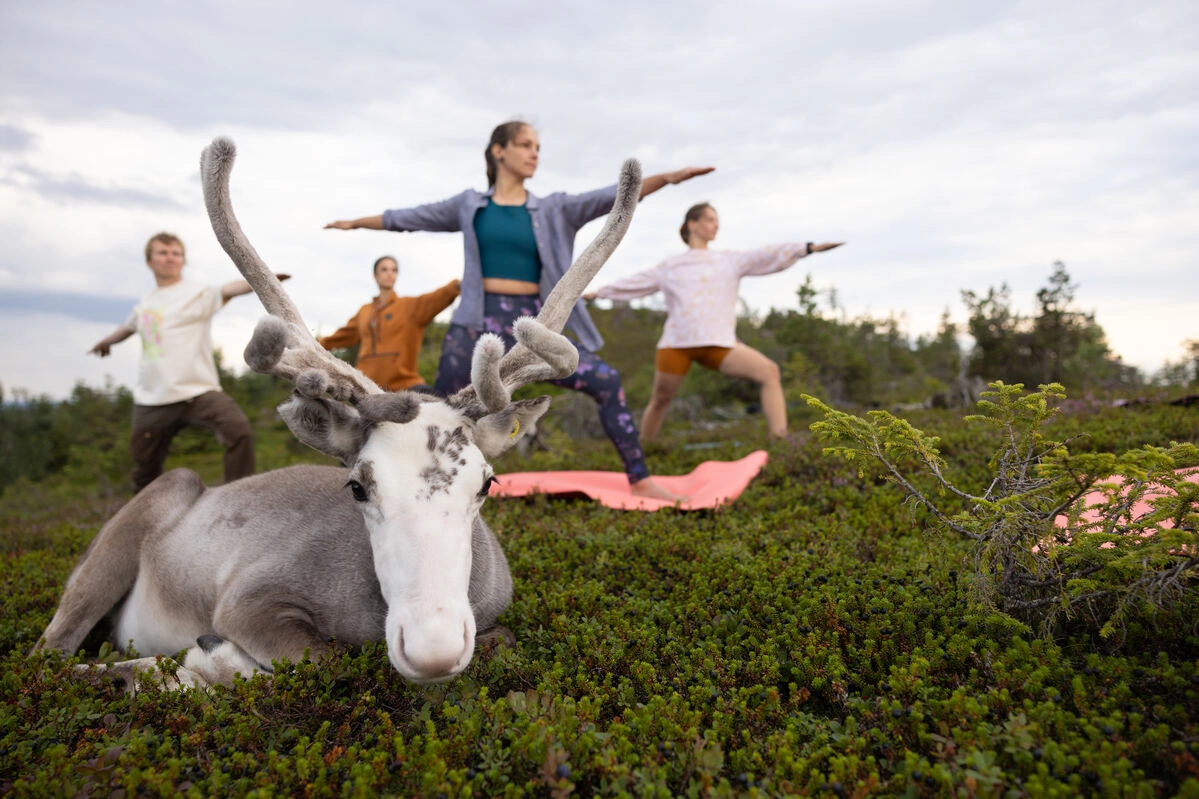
474, 201, 542, 283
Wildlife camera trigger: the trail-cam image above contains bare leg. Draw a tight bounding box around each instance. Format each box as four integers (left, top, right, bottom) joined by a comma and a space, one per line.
718, 344, 787, 436
640, 370, 687, 441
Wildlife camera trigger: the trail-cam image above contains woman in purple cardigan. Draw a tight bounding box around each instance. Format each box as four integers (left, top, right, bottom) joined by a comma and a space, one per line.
326, 120, 712, 502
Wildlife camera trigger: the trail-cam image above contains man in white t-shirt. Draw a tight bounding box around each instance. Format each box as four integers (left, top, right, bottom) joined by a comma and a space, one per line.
90, 232, 282, 491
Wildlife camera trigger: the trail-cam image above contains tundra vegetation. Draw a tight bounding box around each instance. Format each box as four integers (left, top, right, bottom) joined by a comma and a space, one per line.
1, 271, 1197, 796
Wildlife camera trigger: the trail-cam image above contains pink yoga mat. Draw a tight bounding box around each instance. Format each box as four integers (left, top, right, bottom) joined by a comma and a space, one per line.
1043, 467, 1199, 551
489, 450, 770, 511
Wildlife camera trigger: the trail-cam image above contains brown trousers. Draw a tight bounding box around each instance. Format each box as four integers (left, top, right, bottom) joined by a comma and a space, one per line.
130, 390, 255, 491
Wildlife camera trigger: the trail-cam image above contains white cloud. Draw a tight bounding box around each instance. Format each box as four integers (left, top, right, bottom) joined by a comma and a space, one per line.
1, 0, 1196, 399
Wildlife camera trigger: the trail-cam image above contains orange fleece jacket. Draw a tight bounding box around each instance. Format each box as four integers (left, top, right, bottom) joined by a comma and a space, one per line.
318, 280, 460, 391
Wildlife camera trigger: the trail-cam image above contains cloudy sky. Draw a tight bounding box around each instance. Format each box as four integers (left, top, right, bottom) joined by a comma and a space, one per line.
1, 0, 1196, 400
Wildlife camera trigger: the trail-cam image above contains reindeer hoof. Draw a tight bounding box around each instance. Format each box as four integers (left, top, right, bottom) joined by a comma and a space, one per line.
476, 625, 516, 654
72, 662, 130, 692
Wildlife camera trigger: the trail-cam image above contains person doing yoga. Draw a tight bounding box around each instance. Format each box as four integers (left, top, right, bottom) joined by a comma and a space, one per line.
317, 254, 459, 392
589, 202, 843, 439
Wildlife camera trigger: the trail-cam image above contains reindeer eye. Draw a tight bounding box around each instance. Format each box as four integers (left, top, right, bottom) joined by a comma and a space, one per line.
479, 475, 498, 499
345, 480, 368, 502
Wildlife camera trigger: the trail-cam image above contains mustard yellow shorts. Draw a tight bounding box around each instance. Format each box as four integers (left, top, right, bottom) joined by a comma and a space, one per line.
655, 346, 733, 376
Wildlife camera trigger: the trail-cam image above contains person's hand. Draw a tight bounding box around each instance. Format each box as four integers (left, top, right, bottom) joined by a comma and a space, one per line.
667, 166, 715, 185
324, 220, 355, 230
582, 292, 598, 302
812, 242, 845, 253
89, 342, 111, 357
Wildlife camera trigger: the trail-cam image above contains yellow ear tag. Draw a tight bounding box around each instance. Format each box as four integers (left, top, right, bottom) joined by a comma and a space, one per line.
508, 419, 521, 439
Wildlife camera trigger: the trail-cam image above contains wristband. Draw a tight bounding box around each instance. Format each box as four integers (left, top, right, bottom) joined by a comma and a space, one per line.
806, 242, 813, 255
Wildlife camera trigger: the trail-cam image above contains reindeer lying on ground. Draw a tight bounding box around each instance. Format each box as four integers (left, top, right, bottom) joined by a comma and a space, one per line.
33, 137, 643, 689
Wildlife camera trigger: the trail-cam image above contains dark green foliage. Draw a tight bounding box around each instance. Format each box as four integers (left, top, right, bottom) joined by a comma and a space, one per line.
4, 393, 1199, 795
807, 382, 1199, 642
764, 276, 925, 407
961, 262, 1134, 391
0, 381, 133, 495
1155, 339, 1199, 388
0, 360, 323, 498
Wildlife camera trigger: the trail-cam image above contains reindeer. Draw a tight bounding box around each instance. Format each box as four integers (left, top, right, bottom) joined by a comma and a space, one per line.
33, 137, 643, 689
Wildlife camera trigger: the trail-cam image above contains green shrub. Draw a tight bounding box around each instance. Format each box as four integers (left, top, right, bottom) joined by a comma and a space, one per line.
806, 382, 1199, 641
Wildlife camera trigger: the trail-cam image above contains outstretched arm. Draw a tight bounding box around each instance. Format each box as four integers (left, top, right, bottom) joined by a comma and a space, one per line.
222, 274, 290, 304
318, 317, 362, 351
324, 215, 384, 230
412, 279, 462, 326
639, 166, 715, 199
739, 242, 846, 277
327, 194, 468, 233
589, 266, 663, 301
89, 325, 134, 357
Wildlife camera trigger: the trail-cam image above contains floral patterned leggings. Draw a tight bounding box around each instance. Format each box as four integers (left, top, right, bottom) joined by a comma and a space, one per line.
433, 293, 650, 483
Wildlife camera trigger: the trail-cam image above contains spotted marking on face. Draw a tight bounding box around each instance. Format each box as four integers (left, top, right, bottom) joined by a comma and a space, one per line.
419, 425, 469, 500
426, 425, 469, 460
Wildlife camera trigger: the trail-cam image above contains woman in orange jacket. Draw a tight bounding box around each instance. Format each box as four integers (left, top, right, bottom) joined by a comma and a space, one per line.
318, 255, 460, 392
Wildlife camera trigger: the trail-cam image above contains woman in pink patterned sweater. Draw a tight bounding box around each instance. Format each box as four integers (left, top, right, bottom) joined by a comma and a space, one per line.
591, 203, 843, 439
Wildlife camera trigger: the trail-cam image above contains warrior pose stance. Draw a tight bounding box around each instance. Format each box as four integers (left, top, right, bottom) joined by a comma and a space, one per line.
590, 202, 843, 439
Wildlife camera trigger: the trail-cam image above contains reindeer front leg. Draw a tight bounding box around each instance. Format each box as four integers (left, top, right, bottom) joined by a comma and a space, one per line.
75, 635, 269, 692
212, 594, 335, 670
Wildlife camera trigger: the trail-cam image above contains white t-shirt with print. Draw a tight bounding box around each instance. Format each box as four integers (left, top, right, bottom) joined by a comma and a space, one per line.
124, 280, 224, 406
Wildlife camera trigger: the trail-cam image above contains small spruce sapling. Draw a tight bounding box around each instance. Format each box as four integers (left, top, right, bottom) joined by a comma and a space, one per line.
803, 382, 1198, 640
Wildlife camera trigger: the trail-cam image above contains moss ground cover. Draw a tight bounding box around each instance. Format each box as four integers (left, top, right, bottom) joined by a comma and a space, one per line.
2, 403, 1197, 797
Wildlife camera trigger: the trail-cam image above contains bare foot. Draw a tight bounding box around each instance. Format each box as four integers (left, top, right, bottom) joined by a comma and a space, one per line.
630, 477, 688, 504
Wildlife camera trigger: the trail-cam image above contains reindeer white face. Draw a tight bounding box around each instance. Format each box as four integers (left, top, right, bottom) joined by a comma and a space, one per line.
272, 381, 550, 684
347, 402, 496, 683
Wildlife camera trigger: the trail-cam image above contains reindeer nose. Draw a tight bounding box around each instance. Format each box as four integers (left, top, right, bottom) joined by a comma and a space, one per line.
397, 620, 472, 681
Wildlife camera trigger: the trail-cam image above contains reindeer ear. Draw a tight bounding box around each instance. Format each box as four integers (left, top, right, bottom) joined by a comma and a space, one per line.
277, 393, 369, 465
474, 396, 551, 459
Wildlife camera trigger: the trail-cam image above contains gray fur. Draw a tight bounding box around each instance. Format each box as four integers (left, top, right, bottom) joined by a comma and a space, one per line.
197, 634, 224, 654
243, 316, 291, 373
357, 393, 421, 425
296, 369, 329, 398
37, 465, 514, 679
277, 394, 368, 466
201, 138, 307, 332
472, 398, 552, 459
470, 334, 509, 414
513, 316, 579, 375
